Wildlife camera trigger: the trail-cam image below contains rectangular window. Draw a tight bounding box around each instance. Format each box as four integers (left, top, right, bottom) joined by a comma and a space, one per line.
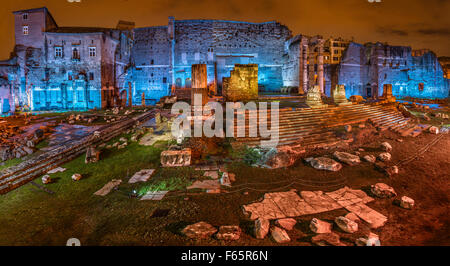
23, 26, 29, 35
89, 47, 96, 57
23, 13, 28, 20
89, 72, 94, 80
55, 47, 62, 58
163, 77, 167, 83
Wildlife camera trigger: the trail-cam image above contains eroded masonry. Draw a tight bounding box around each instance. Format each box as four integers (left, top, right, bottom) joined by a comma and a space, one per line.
0, 7, 448, 113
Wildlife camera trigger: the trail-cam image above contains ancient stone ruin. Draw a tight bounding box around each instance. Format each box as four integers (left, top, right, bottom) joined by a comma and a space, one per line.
160, 148, 192, 167
222, 64, 259, 102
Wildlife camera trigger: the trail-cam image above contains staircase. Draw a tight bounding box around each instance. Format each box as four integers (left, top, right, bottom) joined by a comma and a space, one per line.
232, 103, 411, 148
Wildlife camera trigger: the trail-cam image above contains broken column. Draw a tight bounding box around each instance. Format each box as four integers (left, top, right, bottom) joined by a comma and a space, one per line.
299, 37, 309, 94
222, 77, 230, 99
306, 85, 327, 108
191, 64, 208, 106
223, 64, 258, 102
381, 84, 396, 102
141, 92, 146, 106
333, 85, 351, 106
317, 39, 325, 94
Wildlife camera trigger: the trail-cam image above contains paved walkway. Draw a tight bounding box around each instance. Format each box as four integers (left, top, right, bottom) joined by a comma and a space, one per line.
242, 186, 387, 228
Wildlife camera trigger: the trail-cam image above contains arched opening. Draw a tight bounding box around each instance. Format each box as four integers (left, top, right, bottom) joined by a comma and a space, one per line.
175, 78, 182, 89
366, 83, 372, 98
185, 78, 191, 88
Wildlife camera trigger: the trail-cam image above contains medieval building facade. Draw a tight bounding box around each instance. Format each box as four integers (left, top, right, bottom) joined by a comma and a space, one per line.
0, 7, 448, 113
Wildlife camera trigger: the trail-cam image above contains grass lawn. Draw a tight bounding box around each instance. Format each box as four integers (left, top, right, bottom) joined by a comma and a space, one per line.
0, 132, 199, 245
0, 158, 23, 172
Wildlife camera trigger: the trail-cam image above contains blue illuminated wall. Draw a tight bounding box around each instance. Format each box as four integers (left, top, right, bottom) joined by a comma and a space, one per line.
336, 42, 449, 99
1, 6, 449, 113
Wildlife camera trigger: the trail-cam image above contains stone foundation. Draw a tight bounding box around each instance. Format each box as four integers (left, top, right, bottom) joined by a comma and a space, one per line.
333, 85, 351, 106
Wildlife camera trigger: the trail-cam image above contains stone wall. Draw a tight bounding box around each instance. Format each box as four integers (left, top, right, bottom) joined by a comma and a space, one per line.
335, 42, 450, 99
173, 20, 291, 92
129, 26, 171, 105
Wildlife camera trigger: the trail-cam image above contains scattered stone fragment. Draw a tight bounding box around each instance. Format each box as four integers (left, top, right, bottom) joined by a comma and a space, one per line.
396, 138, 403, 143
344, 202, 387, 229
311, 232, 346, 246
270, 226, 291, 243
85, 146, 100, 163
344, 212, 361, 223
386, 165, 399, 176
182, 222, 217, 239
380, 142, 392, 152
140, 190, 168, 201
216, 226, 242, 241
378, 152, 392, 162
310, 157, 342, 171
371, 183, 397, 198
129, 169, 155, 183
344, 125, 352, 132
357, 232, 381, 246
204, 170, 218, 179
310, 218, 332, 234
22, 146, 34, 155
42, 175, 51, 184
47, 167, 66, 174
335, 216, 358, 233
220, 172, 231, 187
400, 196, 415, 209
94, 179, 122, 196
275, 218, 296, 231
72, 173, 82, 181
119, 137, 127, 142
304, 157, 314, 163
161, 148, 191, 167
333, 151, 361, 166
263, 143, 305, 169
429, 126, 439, 134
363, 154, 376, 163
358, 124, 365, 128
254, 218, 270, 239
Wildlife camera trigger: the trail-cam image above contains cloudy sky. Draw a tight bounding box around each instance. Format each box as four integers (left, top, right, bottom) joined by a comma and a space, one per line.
1, 0, 449, 59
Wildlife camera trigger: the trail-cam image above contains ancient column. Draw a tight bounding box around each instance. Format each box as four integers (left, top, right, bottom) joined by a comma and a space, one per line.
191, 64, 208, 106
128, 82, 133, 108
318, 39, 325, 94
299, 37, 309, 94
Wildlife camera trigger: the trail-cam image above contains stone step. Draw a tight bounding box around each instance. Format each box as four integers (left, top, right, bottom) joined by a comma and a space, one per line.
233, 111, 395, 135
233, 107, 393, 128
